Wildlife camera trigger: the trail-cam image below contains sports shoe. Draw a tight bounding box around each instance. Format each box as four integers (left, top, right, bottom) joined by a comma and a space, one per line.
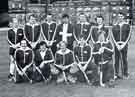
8, 74, 14, 82
67, 75, 77, 84
123, 75, 129, 80
114, 75, 122, 80
56, 74, 65, 84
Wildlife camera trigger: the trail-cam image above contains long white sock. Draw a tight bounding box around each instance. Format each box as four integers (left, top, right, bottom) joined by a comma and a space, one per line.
9, 56, 15, 75
100, 71, 105, 86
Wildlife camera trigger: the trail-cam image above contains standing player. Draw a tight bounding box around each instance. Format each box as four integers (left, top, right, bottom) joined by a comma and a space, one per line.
74, 13, 92, 44
24, 14, 41, 49
41, 14, 57, 54
91, 16, 114, 87
7, 17, 24, 81
112, 13, 131, 79
56, 14, 74, 50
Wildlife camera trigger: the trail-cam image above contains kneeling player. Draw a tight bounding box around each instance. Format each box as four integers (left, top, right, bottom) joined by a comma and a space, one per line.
51, 41, 77, 84
34, 41, 54, 82
14, 39, 33, 83
73, 38, 98, 85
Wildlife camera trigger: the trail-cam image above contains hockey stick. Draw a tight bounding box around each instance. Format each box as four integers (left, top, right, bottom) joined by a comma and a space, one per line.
99, 42, 105, 87
53, 64, 69, 84
75, 56, 90, 84
33, 63, 46, 82
15, 61, 32, 83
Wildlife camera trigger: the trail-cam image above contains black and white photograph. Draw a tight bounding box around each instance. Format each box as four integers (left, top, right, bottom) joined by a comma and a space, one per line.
0, 0, 135, 97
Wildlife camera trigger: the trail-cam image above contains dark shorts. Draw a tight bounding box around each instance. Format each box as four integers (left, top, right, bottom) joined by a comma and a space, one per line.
9, 47, 16, 56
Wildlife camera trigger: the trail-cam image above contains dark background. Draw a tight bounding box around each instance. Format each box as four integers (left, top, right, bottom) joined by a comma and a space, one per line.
0, 0, 9, 27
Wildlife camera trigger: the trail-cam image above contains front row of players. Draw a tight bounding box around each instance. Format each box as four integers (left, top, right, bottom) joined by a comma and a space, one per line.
10, 39, 113, 87
7, 13, 131, 87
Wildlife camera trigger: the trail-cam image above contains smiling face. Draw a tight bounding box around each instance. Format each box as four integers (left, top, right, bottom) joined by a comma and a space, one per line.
118, 14, 124, 23
12, 18, 18, 28
46, 14, 52, 22
79, 38, 85, 47
62, 17, 69, 24
96, 17, 103, 25
29, 16, 36, 24
60, 41, 66, 51
40, 44, 46, 52
20, 40, 27, 48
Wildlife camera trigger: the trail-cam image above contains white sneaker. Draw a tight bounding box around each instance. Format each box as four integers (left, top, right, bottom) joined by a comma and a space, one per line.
123, 75, 129, 80
100, 83, 106, 87
67, 75, 76, 84
56, 74, 64, 84
8, 74, 14, 82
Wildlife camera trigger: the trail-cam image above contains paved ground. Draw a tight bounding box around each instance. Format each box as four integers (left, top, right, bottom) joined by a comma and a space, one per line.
0, 28, 135, 97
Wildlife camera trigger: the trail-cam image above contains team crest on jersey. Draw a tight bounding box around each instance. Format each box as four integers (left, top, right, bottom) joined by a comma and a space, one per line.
84, 29, 87, 32
84, 51, 87, 54
25, 52, 29, 55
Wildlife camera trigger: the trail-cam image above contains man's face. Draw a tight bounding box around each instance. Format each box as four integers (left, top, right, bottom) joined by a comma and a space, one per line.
97, 17, 103, 25
118, 14, 124, 22
80, 40, 85, 47
21, 40, 27, 48
79, 15, 87, 23
40, 44, 46, 51
126, 19, 130, 24
29, 16, 36, 24
62, 18, 69, 24
46, 15, 52, 22
12, 18, 18, 27
60, 42, 66, 51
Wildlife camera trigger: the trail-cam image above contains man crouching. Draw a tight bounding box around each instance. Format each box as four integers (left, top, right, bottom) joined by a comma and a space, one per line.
51, 41, 77, 84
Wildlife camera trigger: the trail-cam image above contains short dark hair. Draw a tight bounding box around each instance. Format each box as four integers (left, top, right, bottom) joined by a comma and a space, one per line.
95, 15, 104, 21
20, 39, 28, 46
28, 14, 36, 19
59, 41, 67, 47
47, 13, 52, 16
10, 17, 18, 23
118, 12, 125, 16
118, 12, 127, 20
62, 14, 69, 19
35, 41, 47, 50
39, 41, 47, 47
79, 13, 86, 16
21, 39, 27, 43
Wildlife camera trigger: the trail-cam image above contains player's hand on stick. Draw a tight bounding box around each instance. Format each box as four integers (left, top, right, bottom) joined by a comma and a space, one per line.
55, 64, 64, 70
116, 43, 121, 50
120, 43, 126, 50
65, 64, 74, 70
22, 64, 31, 73
12, 44, 18, 49
47, 41, 53, 47
81, 66, 86, 72
18, 70, 23, 76
22, 68, 27, 73
62, 66, 66, 71
99, 47, 104, 54
78, 63, 85, 72
39, 61, 45, 69
31, 42, 37, 48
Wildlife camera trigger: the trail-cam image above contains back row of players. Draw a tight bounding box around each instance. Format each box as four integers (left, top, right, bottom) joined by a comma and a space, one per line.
7, 13, 131, 87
